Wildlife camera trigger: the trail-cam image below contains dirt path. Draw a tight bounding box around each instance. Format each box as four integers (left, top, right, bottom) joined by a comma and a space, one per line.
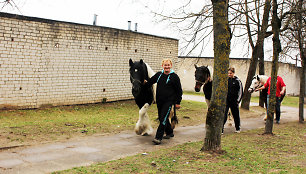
0, 95, 302, 174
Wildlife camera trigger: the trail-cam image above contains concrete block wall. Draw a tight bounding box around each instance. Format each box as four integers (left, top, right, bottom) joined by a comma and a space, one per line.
0, 12, 178, 109
177, 57, 301, 96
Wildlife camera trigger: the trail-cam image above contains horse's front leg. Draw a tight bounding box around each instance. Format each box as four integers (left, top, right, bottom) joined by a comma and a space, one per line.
135, 103, 153, 136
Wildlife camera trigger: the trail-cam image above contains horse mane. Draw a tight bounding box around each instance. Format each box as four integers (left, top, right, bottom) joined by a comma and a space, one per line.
145, 63, 155, 78
201, 66, 212, 82
256, 75, 269, 84
206, 67, 211, 81
145, 63, 156, 103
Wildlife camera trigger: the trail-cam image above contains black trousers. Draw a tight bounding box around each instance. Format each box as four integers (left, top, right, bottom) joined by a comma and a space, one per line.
224, 102, 241, 131
155, 101, 173, 140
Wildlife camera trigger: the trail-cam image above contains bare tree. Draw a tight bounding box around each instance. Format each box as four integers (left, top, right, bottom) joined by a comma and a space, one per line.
0, 0, 22, 13
296, 0, 305, 123
269, 0, 305, 123
141, 0, 250, 57
201, 0, 230, 151
138, 0, 304, 138
239, 0, 272, 110
239, 0, 304, 113
280, 0, 305, 122
264, 0, 282, 134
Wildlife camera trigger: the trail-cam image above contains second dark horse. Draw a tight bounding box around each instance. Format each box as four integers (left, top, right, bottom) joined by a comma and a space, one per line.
194, 65, 212, 106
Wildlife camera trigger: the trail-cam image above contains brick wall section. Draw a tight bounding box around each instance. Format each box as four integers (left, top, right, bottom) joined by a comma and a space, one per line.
0, 12, 178, 109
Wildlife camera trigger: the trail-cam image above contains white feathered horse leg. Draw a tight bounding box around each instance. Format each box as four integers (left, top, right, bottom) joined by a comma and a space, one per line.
135, 103, 153, 136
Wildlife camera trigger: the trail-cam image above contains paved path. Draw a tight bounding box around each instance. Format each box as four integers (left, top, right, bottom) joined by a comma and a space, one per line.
0, 95, 302, 174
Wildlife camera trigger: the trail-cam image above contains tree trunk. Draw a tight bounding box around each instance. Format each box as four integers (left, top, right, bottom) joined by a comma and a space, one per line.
297, 0, 304, 123
201, 0, 230, 151
241, 0, 271, 110
299, 52, 305, 123
259, 43, 266, 108
265, 0, 280, 134
241, 46, 260, 110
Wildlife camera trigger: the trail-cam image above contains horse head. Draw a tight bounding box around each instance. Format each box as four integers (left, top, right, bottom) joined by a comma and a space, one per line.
248, 75, 262, 93
194, 65, 211, 92
129, 59, 148, 97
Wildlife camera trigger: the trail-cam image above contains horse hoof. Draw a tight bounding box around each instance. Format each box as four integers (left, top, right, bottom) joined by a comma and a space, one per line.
141, 133, 149, 136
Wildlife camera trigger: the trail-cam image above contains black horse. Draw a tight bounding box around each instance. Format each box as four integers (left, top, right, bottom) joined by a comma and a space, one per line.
194, 65, 212, 106
129, 59, 154, 135
129, 59, 178, 134
129, 59, 154, 108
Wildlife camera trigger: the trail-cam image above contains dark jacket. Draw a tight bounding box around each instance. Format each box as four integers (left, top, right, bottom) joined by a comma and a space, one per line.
147, 70, 182, 105
227, 76, 243, 104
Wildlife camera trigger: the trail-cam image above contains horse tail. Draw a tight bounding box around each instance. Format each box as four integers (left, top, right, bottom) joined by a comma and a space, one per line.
171, 115, 178, 129
170, 106, 178, 129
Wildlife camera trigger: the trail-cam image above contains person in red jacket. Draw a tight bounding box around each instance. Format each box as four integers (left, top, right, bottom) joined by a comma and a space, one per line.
145, 59, 182, 145
256, 76, 286, 124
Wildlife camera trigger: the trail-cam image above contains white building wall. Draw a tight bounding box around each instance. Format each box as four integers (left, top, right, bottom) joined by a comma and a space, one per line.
177, 57, 301, 96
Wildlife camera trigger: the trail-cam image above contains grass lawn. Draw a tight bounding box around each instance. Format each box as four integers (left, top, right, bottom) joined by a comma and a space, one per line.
0, 91, 300, 148
0, 92, 303, 173
0, 100, 206, 148
250, 96, 301, 108
54, 122, 305, 174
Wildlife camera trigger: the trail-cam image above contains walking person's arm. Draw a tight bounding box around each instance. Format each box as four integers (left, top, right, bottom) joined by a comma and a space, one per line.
237, 78, 243, 104
280, 86, 286, 95
173, 74, 182, 109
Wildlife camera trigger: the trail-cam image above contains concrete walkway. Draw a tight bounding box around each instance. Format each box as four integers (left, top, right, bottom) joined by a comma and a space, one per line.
0, 95, 302, 174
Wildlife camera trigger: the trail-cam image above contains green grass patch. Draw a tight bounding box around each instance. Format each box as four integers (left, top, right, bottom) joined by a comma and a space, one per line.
0, 100, 206, 147
54, 122, 306, 174
250, 96, 300, 108
0, 95, 274, 148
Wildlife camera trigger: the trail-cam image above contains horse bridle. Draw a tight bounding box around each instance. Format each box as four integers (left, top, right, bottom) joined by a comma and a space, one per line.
195, 77, 210, 85
130, 76, 143, 84
249, 81, 264, 92
195, 80, 205, 85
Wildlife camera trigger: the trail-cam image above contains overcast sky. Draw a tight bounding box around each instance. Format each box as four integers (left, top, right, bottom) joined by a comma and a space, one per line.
0, 0, 254, 58
1, 0, 180, 37
0, 0, 300, 65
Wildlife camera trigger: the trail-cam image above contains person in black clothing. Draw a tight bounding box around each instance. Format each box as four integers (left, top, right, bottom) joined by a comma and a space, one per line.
223, 67, 243, 134
145, 59, 182, 145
